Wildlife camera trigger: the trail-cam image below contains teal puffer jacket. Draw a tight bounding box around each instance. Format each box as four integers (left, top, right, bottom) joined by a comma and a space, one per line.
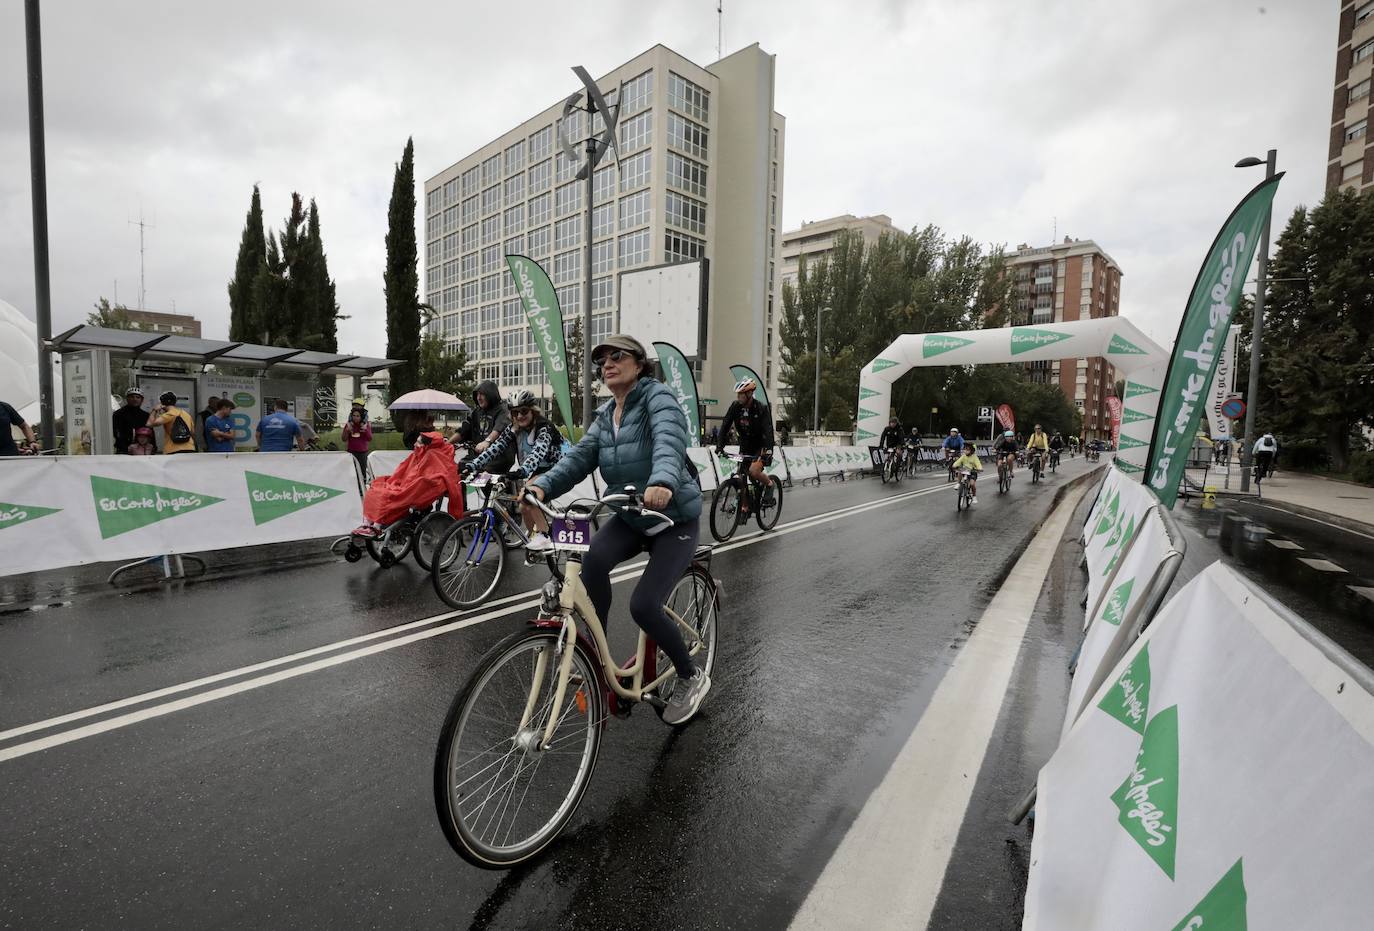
532, 378, 702, 531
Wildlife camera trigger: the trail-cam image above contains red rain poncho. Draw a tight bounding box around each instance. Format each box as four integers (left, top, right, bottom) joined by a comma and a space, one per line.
362, 432, 465, 525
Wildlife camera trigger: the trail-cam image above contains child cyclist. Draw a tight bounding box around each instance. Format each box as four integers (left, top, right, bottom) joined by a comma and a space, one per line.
460, 390, 563, 552
952, 444, 983, 504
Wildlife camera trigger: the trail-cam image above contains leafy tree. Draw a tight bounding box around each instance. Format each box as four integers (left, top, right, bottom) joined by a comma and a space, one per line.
228, 185, 266, 343
88, 297, 136, 396
1237, 188, 1374, 470
385, 138, 422, 398
245, 193, 340, 351
301, 199, 339, 352
418, 332, 475, 400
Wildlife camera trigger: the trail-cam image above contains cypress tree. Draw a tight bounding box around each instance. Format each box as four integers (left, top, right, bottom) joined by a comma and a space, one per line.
384, 138, 421, 397
228, 185, 266, 343
303, 199, 339, 352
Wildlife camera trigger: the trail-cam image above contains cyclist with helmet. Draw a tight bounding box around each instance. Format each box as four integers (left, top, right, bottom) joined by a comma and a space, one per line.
942, 427, 964, 471
526, 335, 709, 726
463, 390, 564, 552
994, 429, 1019, 478
878, 416, 905, 473
1025, 424, 1050, 473
1048, 430, 1065, 469
716, 377, 776, 513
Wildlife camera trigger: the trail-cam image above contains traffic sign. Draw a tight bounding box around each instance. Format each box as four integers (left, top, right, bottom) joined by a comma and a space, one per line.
699, 397, 719, 406
977, 406, 994, 422
1220, 396, 1245, 420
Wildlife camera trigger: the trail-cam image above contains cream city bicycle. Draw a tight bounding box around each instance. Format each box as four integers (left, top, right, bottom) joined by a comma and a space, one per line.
433, 488, 721, 869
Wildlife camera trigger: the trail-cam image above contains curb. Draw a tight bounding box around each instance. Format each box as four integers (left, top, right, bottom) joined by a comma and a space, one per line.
1222, 497, 1374, 539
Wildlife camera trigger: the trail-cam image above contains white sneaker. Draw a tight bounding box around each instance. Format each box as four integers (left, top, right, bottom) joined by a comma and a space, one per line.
971, 496, 978, 504
663, 667, 711, 725
525, 532, 554, 553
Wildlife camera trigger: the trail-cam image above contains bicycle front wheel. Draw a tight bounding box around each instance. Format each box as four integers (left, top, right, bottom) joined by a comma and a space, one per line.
754, 478, 784, 531
431, 515, 506, 609
709, 480, 743, 543
413, 510, 456, 572
434, 628, 606, 869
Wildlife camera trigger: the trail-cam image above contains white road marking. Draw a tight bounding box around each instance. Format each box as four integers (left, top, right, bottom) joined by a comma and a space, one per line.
0, 478, 961, 762
791, 481, 1089, 931
1250, 502, 1374, 542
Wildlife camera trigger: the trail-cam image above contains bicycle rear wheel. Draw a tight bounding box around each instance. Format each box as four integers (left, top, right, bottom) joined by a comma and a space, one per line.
431, 515, 506, 609
754, 478, 783, 531
413, 510, 456, 572
653, 564, 721, 722
709, 480, 743, 543
998, 465, 1010, 495
434, 628, 606, 869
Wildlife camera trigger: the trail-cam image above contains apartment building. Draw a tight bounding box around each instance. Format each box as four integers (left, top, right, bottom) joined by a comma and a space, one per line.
1002, 238, 1123, 439
422, 43, 786, 409
123, 309, 203, 339
1329, 0, 1374, 193
778, 213, 898, 291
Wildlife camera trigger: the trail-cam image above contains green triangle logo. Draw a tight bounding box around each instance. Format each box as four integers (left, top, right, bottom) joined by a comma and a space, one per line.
1093, 490, 1120, 537
1124, 382, 1158, 399
1111, 704, 1179, 878
1101, 577, 1136, 627
1108, 334, 1148, 356
856, 429, 876, 441
1011, 327, 1073, 356
1099, 638, 1149, 734
1116, 434, 1148, 450
1115, 460, 1144, 474
1170, 859, 1247, 931
90, 475, 224, 539
923, 334, 975, 359
245, 471, 346, 525
858, 406, 880, 420
0, 501, 62, 531
1104, 513, 1137, 575
1121, 407, 1154, 425
858, 387, 880, 401
870, 358, 899, 374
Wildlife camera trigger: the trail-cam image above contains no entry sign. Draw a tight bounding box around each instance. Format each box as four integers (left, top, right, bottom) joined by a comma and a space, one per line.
1220, 396, 1245, 420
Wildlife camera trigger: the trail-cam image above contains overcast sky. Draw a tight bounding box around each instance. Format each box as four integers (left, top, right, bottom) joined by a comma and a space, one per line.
0, 0, 1337, 358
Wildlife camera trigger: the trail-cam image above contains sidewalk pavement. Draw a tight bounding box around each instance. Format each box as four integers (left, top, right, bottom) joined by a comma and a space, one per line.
1187, 464, 1374, 531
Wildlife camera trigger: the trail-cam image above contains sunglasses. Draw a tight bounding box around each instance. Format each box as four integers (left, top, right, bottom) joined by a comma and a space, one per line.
594, 349, 636, 366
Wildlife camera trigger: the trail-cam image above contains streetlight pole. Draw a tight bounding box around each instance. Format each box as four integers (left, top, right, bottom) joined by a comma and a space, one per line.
25, 0, 56, 449
813, 306, 828, 432
582, 131, 595, 429
1235, 149, 1276, 493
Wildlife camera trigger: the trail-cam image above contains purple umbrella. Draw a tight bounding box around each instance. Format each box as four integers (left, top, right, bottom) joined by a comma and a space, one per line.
388, 389, 470, 412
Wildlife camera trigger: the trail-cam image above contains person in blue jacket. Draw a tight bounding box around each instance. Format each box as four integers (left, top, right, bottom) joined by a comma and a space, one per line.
526, 334, 709, 726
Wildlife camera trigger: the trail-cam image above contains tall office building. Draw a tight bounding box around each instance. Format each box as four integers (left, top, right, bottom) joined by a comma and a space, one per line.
778, 213, 898, 292
1001, 238, 1123, 440
423, 43, 786, 411
1329, 0, 1374, 194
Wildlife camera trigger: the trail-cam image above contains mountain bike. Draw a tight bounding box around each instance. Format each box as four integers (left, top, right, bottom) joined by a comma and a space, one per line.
709, 453, 784, 542
881, 447, 903, 484
946, 449, 958, 483
1048, 449, 1060, 474
956, 469, 975, 511
904, 444, 922, 478
433, 490, 720, 869
997, 456, 1012, 495
1030, 450, 1044, 484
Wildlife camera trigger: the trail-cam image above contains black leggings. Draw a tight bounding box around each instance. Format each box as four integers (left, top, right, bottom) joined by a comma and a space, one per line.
580, 515, 699, 678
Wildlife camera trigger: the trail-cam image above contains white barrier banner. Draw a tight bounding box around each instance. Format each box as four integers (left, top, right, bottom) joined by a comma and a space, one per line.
1062, 513, 1172, 739
0, 453, 363, 576
687, 447, 720, 493
1026, 562, 1374, 930
713, 445, 788, 486
781, 446, 819, 483
1083, 468, 1155, 610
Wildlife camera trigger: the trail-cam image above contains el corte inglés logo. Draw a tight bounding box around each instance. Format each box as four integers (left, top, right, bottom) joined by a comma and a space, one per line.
1110, 703, 1179, 878
1010, 327, 1072, 356
245, 471, 345, 525
0, 500, 62, 530
1093, 490, 1120, 537
1171, 858, 1247, 931
856, 429, 876, 441
1116, 435, 1148, 450
1098, 637, 1150, 734
858, 387, 880, 401
1108, 334, 1148, 356
1101, 576, 1136, 627
1103, 513, 1137, 575
90, 475, 224, 539
1116, 460, 1145, 474
1124, 381, 1159, 399
923, 334, 974, 358
1121, 407, 1154, 425
870, 358, 898, 373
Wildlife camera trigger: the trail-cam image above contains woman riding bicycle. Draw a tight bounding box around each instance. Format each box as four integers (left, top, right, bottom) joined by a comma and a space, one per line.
462, 390, 563, 552
524, 334, 710, 726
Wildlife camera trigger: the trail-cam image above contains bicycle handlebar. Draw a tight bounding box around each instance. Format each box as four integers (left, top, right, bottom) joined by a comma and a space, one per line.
521, 488, 675, 532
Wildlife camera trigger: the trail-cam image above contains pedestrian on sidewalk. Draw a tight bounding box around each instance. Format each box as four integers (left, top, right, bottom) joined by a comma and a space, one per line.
257, 399, 304, 452
148, 392, 196, 454
204, 399, 237, 453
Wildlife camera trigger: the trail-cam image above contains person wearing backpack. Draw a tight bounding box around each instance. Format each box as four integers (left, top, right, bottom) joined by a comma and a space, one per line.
148, 391, 197, 454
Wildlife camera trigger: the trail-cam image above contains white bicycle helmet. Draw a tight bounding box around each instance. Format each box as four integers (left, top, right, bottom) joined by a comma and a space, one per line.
734, 378, 756, 393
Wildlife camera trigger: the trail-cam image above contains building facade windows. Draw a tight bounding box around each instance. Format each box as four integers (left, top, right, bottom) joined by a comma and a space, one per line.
664, 230, 706, 263
481, 216, 501, 245
620, 151, 652, 192
619, 70, 653, 116
552, 249, 579, 284
592, 239, 614, 275
594, 165, 615, 204
528, 125, 553, 161
619, 189, 651, 230
593, 202, 614, 238
618, 229, 651, 267
504, 174, 525, 206
461, 195, 479, 225
666, 152, 707, 198
504, 140, 525, 175
667, 72, 709, 121
1344, 160, 1364, 182
555, 215, 582, 249
527, 225, 551, 258
1357, 39, 1374, 65
528, 159, 552, 194
528, 192, 551, 226
461, 251, 478, 279
482, 244, 502, 274
665, 191, 707, 234
1347, 119, 1368, 144
592, 276, 614, 309
1351, 78, 1371, 106
667, 112, 708, 160
503, 235, 524, 257
555, 181, 582, 216
462, 166, 479, 197
481, 274, 501, 302
481, 184, 500, 215
619, 110, 653, 154
557, 285, 580, 315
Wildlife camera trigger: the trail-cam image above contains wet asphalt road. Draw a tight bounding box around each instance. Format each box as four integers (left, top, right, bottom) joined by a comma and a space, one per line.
0, 457, 1098, 930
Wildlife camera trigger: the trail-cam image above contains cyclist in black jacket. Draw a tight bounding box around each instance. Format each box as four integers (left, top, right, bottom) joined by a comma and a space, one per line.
716, 378, 776, 510
878, 417, 905, 473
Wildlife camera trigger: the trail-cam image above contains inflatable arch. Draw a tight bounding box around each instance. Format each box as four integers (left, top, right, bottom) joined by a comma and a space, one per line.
855, 317, 1168, 476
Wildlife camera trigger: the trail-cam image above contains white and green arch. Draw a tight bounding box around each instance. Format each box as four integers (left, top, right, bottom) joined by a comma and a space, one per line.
855, 317, 1167, 477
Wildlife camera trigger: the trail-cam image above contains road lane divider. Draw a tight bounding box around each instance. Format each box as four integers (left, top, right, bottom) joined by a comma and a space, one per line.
0, 477, 966, 762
